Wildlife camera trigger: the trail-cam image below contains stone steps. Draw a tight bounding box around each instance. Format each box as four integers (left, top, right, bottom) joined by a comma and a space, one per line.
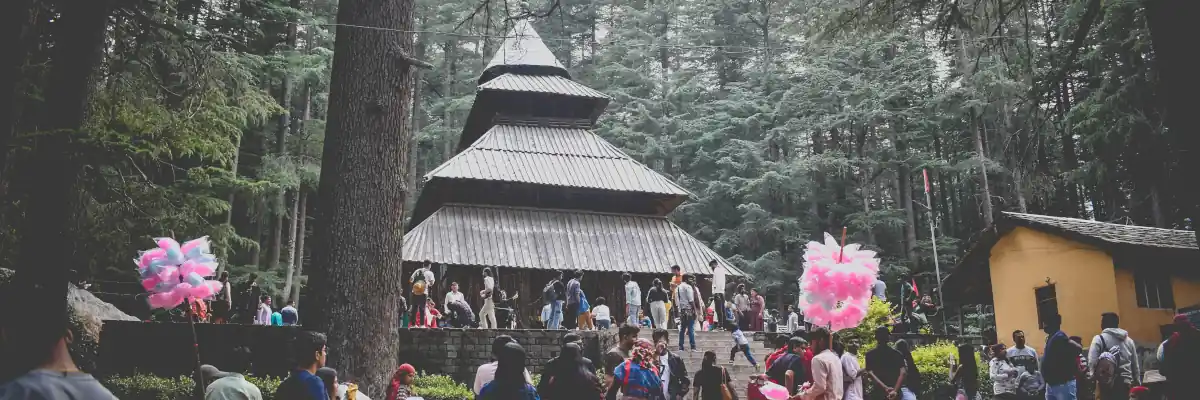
633, 331, 778, 398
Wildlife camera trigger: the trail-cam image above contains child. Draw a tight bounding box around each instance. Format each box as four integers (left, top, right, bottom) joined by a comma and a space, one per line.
577, 291, 593, 330
425, 299, 441, 328
592, 296, 611, 330
727, 322, 759, 371
386, 363, 417, 400
640, 310, 653, 328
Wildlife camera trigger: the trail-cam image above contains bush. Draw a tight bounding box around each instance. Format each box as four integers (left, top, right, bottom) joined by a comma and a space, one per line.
413, 373, 473, 400
858, 341, 993, 399
839, 297, 898, 350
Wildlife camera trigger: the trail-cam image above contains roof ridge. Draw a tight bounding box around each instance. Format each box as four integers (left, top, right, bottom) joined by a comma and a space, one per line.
438, 202, 670, 219
1003, 211, 1195, 234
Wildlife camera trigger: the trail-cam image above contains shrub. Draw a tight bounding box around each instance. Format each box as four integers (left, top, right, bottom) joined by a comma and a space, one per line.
413, 373, 474, 400
858, 341, 993, 399
838, 298, 898, 350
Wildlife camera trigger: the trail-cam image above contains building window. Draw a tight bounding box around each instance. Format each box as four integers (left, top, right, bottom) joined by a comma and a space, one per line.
1135, 272, 1175, 309
1035, 285, 1058, 329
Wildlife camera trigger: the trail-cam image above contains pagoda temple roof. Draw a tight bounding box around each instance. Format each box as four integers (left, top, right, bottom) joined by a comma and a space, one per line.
479, 73, 610, 99
426, 124, 691, 197
402, 204, 744, 276
479, 21, 570, 84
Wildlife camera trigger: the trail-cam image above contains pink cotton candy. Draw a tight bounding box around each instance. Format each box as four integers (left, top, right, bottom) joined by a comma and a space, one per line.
798, 232, 880, 331
148, 291, 183, 309
759, 382, 789, 400
141, 276, 162, 291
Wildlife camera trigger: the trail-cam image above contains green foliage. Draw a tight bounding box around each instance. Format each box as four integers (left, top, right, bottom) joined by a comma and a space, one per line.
102, 373, 475, 400
413, 374, 474, 400
838, 298, 898, 350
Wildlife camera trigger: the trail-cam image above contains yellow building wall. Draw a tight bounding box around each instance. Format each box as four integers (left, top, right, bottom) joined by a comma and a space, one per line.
1114, 269, 1200, 345
990, 227, 1120, 347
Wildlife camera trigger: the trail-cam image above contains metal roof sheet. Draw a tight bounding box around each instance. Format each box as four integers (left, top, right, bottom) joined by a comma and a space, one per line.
472, 125, 630, 158
1002, 212, 1197, 250
479, 73, 610, 99
403, 204, 743, 276
481, 21, 569, 79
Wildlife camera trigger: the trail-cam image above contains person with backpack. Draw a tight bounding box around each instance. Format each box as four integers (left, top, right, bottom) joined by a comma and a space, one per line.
1087, 313, 1140, 400
409, 261, 435, 328
1043, 314, 1082, 400
606, 339, 664, 400
542, 273, 566, 330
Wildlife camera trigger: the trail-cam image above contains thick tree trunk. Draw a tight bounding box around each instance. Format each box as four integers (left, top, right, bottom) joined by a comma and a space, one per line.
307, 0, 415, 393
281, 190, 301, 299
291, 191, 307, 306
15, 0, 110, 292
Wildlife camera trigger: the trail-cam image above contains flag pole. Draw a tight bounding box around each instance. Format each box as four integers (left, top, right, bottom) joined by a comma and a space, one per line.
923, 169, 947, 334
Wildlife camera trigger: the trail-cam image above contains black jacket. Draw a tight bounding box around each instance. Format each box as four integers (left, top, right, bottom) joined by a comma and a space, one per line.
537, 355, 597, 399
663, 352, 690, 397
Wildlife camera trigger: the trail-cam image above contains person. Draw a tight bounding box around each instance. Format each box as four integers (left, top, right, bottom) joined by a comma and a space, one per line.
541, 342, 603, 400
892, 340, 922, 400
270, 308, 283, 326
443, 282, 464, 316
865, 326, 907, 400
447, 298, 476, 328
256, 295, 272, 325
949, 343, 979, 400
386, 364, 417, 400
212, 271, 232, 324
543, 272, 567, 330
424, 299, 441, 327
642, 311, 653, 328
872, 278, 887, 301
316, 367, 338, 400
0, 282, 117, 399
670, 266, 684, 329
335, 373, 366, 400
796, 327, 842, 400
538, 333, 597, 397
1088, 312, 1141, 400
727, 322, 759, 371
1007, 330, 1040, 373
578, 288, 594, 330
802, 336, 816, 384
693, 350, 735, 400
709, 260, 728, 332
1071, 336, 1093, 400
842, 340, 865, 400
1043, 314, 1082, 400
281, 300, 299, 326
475, 335, 535, 395
1161, 313, 1200, 400
607, 339, 664, 400
785, 305, 801, 334
767, 337, 809, 396
677, 276, 700, 352
766, 335, 791, 369
275, 331, 329, 400
989, 343, 1021, 399
201, 364, 263, 400
410, 261, 435, 328
605, 324, 642, 388
733, 284, 751, 331
240, 273, 263, 324
982, 328, 999, 362
621, 273, 641, 325
397, 288, 409, 328
478, 342, 540, 399
563, 270, 583, 330
648, 329, 690, 400
750, 288, 765, 331
593, 297, 612, 330
541, 302, 553, 329
647, 278, 670, 330
480, 268, 498, 329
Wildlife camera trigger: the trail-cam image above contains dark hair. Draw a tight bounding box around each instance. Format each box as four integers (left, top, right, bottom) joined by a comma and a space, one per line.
618, 323, 640, 339
594, 297, 606, 306
1046, 314, 1063, 327
483, 267, 492, 277
1101, 312, 1120, 328
671, 265, 680, 271
261, 295, 271, 302
1013, 330, 1025, 337
652, 278, 663, 289
874, 326, 891, 342
559, 343, 597, 386
832, 341, 845, 357
218, 271, 229, 282
737, 283, 746, 293
709, 259, 719, 266
725, 321, 738, 331
652, 328, 670, 343
561, 332, 582, 346
0, 282, 71, 380
316, 367, 338, 397
788, 337, 805, 352
702, 350, 718, 370
492, 342, 528, 396
293, 331, 327, 367
622, 273, 631, 282
956, 343, 978, 388
773, 335, 789, 348
492, 334, 517, 357
809, 327, 831, 344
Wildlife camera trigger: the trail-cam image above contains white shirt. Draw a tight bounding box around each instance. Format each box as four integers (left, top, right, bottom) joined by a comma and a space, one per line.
472, 361, 532, 395
989, 359, 1020, 395
804, 349, 844, 400
660, 354, 671, 399
625, 282, 642, 306
676, 282, 696, 309
712, 266, 726, 294
256, 304, 272, 325
444, 291, 464, 313
541, 304, 552, 322
786, 312, 800, 333
842, 352, 863, 400
732, 330, 749, 346
593, 305, 611, 321
1006, 346, 1040, 373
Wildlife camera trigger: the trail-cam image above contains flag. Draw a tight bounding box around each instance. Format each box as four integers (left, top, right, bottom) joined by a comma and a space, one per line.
923, 169, 931, 193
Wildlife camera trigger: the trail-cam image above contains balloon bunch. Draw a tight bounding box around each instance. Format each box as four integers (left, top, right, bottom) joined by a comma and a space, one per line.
797, 232, 880, 331
136, 236, 223, 309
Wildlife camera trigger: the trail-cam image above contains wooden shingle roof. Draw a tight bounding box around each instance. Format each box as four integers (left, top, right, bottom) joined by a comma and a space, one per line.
1002, 212, 1197, 250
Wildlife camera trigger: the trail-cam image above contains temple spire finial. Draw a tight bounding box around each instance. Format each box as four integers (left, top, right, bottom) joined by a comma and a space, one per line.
478, 21, 570, 84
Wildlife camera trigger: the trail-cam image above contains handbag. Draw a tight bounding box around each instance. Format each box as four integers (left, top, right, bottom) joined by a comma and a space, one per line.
721, 367, 735, 400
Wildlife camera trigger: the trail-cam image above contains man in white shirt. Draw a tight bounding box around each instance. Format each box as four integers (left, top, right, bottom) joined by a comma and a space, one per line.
255, 296, 272, 325
473, 335, 533, 395
709, 260, 728, 332
201, 365, 263, 400
623, 273, 641, 326
841, 340, 865, 400
1006, 330, 1040, 373
799, 328, 843, 400
479, 268, 497, 329
444, 282, 465, 315
676, 276, 698, 352
785, 305, 801, 333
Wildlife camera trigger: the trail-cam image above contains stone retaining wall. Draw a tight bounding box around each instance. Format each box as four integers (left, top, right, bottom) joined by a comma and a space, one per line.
398, 328, 615, 382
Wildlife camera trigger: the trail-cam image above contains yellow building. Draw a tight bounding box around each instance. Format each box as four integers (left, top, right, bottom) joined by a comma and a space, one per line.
946, 212, 1200, 348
